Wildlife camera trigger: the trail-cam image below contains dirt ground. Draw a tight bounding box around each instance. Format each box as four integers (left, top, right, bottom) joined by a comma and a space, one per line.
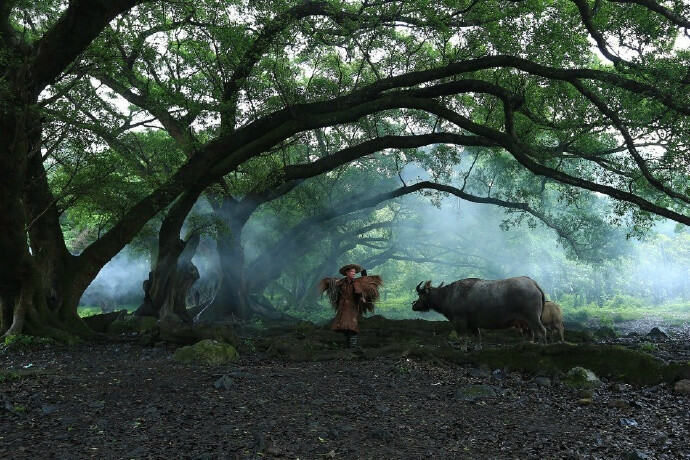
1, 319, 689, 460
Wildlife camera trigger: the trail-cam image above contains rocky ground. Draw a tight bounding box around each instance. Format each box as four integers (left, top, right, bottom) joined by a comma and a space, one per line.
1, 319, 689, 460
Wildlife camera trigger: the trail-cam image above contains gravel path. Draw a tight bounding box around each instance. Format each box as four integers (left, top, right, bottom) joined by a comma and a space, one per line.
1, 326, 689, 460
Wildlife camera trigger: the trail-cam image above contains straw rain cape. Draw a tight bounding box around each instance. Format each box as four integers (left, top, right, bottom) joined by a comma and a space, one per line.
318, 275, 383, 314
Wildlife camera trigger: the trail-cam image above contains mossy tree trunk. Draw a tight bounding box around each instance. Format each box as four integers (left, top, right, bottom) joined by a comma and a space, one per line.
195, 196, 252, 322
0, 80, 91, 340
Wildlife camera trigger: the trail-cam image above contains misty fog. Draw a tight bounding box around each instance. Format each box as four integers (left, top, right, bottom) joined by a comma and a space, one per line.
80, 161, 690, 322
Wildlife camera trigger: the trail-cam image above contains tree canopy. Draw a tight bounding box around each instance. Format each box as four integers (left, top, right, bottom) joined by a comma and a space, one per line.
1, 0, 689, 338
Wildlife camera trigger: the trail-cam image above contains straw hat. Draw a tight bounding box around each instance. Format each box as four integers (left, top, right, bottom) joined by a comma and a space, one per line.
338, 264, 363, 276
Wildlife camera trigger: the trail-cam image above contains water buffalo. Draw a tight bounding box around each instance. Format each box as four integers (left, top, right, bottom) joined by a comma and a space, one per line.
412, 276, 547, 348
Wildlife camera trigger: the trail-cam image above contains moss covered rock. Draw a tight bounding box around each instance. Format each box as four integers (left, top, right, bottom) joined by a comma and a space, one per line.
563, 367, 603, 389
454, 384, 504, 401
173, 339, 239, 365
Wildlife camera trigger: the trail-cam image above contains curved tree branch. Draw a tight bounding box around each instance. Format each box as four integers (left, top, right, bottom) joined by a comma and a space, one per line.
31, 0, 142, 93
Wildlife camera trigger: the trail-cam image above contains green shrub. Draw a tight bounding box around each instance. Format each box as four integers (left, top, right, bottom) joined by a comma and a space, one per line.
2, 334, 53, 350
638, 342, 658, 352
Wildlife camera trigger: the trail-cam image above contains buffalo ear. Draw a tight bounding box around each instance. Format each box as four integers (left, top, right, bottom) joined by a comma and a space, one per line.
424, 280, 432, 293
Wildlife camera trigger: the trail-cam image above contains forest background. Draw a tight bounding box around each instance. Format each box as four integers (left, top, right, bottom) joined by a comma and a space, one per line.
2, 0, 690, 340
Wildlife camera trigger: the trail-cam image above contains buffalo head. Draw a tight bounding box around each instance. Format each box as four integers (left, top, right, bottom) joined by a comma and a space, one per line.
412, 280, 434, 311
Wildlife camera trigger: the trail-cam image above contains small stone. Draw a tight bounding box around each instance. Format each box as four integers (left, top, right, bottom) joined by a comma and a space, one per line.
89, 401, 105, 410
491, 369, 506, 381
578, 398, 592, 405
468, 367, 490, 378
266, 446, 283, 457
214, 375, 236, 390
532, 377, 551, 387
41, 405, 58, 415
618, 418, 638, 427
370, 428, 393, 442
58, 417, 76, 427
266, 446, 282, 456
609, 383, 629, 392
673, 379, 690, 395
125, 446, 147, 457
607, 399, 631, 409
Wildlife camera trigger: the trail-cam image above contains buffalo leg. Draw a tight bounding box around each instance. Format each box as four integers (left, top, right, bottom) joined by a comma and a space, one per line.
452, 320, 470, 352
525, 315, 547, 344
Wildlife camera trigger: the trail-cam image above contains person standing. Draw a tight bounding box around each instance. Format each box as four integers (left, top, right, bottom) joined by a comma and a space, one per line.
318, 263, 383, 348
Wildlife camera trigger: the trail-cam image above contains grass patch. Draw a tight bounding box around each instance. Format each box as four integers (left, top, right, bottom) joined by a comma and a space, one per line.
77, 304, 138, 318
559, 295, 690, 328
2, 334, 54, 350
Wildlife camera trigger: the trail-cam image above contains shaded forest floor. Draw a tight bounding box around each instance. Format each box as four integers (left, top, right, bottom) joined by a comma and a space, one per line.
1, 316, 689, 460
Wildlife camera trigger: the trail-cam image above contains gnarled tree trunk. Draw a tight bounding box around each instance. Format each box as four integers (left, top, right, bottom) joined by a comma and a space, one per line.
0, 90, 90, 339
135, 190, 203, 323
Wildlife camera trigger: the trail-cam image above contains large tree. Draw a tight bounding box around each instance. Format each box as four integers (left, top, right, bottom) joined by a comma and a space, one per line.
2, 0, 689, 338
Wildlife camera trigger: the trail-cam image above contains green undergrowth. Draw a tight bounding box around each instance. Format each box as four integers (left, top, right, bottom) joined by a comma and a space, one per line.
559, 295, 690, 328
2, 334, 54, 350
0, 367, 49, 383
